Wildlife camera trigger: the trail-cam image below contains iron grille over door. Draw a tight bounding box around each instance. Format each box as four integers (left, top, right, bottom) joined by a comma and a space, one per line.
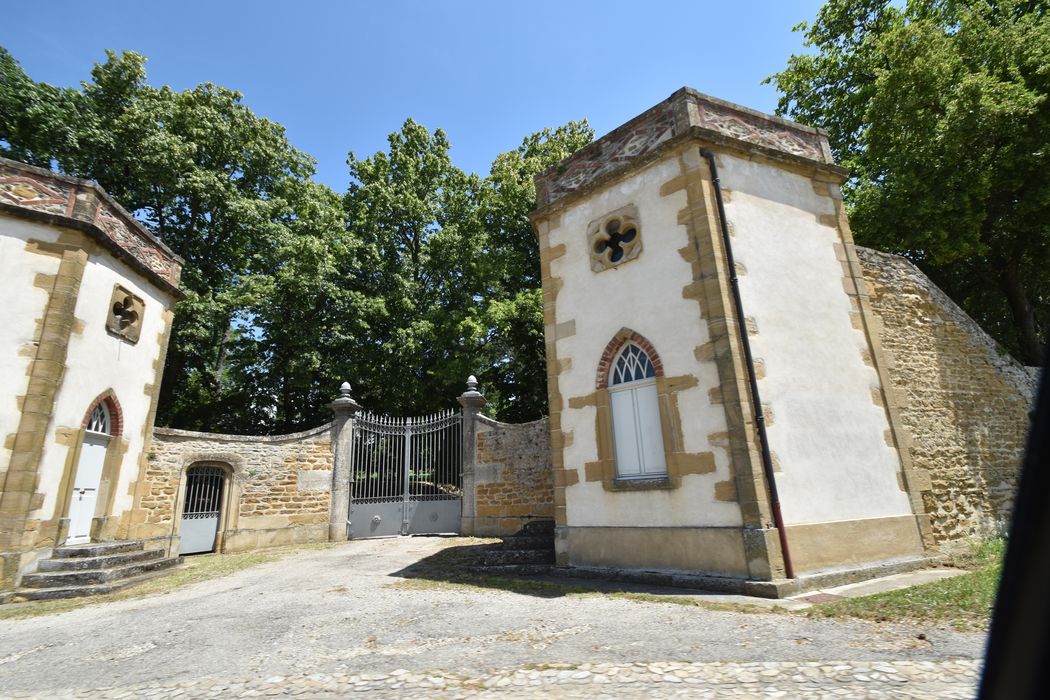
180, 466, 225, 554
349, 410, 462, 537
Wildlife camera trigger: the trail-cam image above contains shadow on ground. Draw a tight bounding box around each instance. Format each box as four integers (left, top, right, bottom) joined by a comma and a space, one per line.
385, 538, 763, 606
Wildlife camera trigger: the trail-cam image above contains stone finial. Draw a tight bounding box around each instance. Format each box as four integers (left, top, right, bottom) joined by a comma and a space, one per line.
329, 381, 362, 416
458, 374, 487, 410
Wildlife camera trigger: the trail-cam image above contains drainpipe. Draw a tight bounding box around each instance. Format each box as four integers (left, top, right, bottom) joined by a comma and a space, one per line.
700, 148, 795, 580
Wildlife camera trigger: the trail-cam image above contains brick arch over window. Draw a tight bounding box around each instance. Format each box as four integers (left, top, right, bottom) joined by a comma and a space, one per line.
595, 328, 665, 390
81, 391, 124, 437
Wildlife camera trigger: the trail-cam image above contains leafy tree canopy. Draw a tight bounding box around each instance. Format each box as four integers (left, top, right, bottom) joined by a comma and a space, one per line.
768, 0, 1050, 364
1, 46, 591, 430
341, 119, 592, 420
476, 122, 594, 421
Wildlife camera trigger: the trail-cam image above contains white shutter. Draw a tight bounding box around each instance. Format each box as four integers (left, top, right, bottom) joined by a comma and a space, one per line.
611, 388, 642, 477
633, 382, 667, 476
611, 382, 667, 478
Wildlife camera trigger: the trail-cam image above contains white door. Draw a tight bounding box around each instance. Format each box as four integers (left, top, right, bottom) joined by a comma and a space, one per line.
66, 432, 109, 545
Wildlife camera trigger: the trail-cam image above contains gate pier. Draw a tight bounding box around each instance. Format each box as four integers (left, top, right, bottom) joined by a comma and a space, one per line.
457, 376, 487, 536
328, 382, 362, 542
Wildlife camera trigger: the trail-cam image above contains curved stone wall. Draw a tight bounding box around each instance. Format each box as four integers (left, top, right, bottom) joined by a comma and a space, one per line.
858, 247, 1037, 546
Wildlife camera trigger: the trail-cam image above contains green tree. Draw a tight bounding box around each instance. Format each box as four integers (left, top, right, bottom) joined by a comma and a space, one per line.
477, 122, 593, 421
3, 46, 594, 427
342, 120, 592, 420
343, 119, 487, 415
219, 179, 371, 433
0, 48, 83, 166
767, 0, 1050, 364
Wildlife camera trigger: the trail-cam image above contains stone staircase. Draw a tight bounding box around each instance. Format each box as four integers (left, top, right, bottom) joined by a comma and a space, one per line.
16, 540, 183, 601
472, 519, 555, 575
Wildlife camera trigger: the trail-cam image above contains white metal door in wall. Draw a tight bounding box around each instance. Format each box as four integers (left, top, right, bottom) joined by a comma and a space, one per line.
348, 410, 462, 538
67, 432, 108, 545
180, 466, 225, 554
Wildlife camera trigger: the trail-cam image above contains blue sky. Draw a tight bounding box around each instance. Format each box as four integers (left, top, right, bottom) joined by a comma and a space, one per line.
1, 1, 825, 191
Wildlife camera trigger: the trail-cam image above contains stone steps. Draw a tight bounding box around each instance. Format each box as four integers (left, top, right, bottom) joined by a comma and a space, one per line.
37, 547, 162, 572
471, 563, 553, 577
518, 519, 555, 536
473, 519, 555, 575
14, 540, 183, 602
496, 534, 551, 550
53, 541, 144, 558
16, 565, 185, 602
476, 548, 555, 566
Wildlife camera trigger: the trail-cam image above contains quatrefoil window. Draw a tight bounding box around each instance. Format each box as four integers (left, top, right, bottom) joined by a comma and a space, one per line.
113, 296, 139, 329
588, 204, 642, 272
593, 219, 638, 262
106, 285, 144, 344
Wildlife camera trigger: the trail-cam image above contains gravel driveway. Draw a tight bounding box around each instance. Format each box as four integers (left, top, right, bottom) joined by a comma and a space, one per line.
0, 537, 985, 697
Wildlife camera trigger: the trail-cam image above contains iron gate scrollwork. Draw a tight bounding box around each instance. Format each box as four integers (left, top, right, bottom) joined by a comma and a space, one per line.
348, 410, 462, 538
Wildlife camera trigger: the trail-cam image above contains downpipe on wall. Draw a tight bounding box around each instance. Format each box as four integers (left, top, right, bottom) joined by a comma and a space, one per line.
699, 148, 795, 580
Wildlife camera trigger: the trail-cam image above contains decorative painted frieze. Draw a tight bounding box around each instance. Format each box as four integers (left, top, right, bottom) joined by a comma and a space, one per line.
0, 158, 182, 291
693, 98, 824, 161
544, 110, 676, 206
535, 88, 833, 208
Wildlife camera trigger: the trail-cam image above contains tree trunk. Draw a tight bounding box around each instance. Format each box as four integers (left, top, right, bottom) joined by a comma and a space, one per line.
155, 346, 185, 427
1001, 257, 1043, 366
213, 321, 233, 396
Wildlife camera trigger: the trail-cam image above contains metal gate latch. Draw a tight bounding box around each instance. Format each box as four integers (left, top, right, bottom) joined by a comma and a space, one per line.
372, 515, 382, 524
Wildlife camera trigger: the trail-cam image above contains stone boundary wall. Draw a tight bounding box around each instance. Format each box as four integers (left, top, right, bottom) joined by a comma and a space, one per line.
466, 415, 553, 537
858, 247, 1038, 547
135, 424, 334, 554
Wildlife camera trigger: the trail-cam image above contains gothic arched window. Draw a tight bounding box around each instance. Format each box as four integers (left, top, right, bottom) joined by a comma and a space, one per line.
609, 343, 667, 479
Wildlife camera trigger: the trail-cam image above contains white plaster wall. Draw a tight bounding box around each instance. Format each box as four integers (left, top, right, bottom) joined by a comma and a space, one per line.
717, 154, 912, 524
34, 246, 173, 521
0, 217, 63, 472
548, 151, 741, 528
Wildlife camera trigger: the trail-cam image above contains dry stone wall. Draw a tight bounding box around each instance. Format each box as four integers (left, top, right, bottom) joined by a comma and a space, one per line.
135, 424, 334, 553
859, 247, 1037, 546
470, 416, 553, 536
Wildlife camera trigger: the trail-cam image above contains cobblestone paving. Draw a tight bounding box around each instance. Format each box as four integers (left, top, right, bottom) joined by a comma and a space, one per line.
6, 660, 980, 698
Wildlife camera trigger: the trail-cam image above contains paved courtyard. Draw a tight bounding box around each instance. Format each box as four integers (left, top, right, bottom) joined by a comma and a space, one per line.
0, 538, 985, 698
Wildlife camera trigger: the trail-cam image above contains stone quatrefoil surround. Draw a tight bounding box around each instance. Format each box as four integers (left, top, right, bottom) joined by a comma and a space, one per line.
588, 204, 642, 272
106, 284, 145, 344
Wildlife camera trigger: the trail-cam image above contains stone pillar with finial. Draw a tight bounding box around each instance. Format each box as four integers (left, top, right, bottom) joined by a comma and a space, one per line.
328, 382, 362, 541
457, 375, 487, 536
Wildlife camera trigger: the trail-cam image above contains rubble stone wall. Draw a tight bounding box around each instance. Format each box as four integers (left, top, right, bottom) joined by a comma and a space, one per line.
470, 416, 553, 536
134, 424, 333, 553
858, 247, 1037, 547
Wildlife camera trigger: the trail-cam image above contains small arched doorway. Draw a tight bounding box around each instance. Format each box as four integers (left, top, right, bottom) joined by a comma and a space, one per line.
179, 465, 226, 555
66, 399, 118, 545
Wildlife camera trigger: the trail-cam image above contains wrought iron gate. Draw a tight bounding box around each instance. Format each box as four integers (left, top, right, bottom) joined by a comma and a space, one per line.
348, 410, 462, 538
180, 466, 225, 554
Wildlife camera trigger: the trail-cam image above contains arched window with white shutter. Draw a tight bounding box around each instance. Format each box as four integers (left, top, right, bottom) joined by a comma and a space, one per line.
609, 343, 667, 479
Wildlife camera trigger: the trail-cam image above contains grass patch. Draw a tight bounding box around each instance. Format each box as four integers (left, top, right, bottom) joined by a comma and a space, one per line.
802, 539, 1005, 631
0, 542, 336, 621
